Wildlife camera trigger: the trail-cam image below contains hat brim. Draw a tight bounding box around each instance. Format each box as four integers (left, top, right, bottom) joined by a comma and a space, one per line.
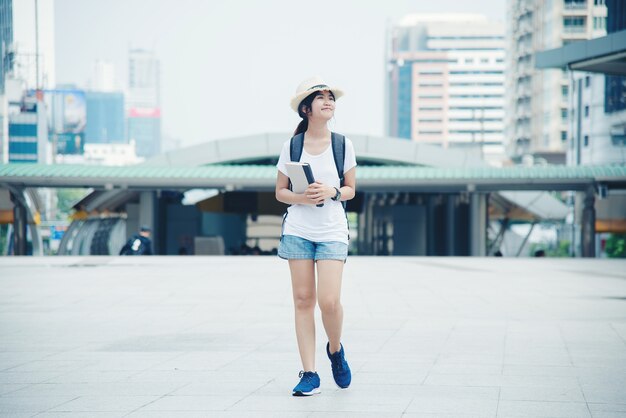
290, 86, 344, 113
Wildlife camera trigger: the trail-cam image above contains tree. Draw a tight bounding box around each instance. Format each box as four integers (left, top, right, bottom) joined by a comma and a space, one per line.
605, 234, 626, 258
56, 189, 90, 220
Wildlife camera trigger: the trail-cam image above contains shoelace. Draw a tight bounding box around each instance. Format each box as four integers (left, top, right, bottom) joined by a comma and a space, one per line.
298, 370, 315, 382
330, 352, 345, 371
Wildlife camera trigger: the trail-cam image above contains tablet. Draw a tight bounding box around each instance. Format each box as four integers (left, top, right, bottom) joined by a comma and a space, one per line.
285, 162, 316, 193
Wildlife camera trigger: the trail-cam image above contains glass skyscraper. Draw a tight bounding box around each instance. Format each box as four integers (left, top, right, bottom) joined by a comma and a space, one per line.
127, 49, 161, 158
85, 91, 125, 144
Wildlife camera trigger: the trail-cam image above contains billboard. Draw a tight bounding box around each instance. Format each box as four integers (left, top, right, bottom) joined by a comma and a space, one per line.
43, 89, 86, 155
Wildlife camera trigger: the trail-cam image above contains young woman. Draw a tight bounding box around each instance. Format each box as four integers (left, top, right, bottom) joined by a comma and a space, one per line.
275, 76, 357, 396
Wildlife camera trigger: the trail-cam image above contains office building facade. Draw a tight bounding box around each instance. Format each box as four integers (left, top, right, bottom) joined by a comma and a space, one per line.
387, 14, 506, 163
0, 0, 12, 164
567, 0, 626, 166
9, 91, 47, 163
85, 91, 125, 144
506, 0, 607, 163
127, 49, 161, 158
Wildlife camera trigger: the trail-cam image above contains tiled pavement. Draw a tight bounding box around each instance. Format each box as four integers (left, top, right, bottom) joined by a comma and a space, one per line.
0, 256, 625, 417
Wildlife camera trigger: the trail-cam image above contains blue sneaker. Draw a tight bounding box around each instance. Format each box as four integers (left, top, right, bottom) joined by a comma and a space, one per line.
326, 342, 351, 388
292, 371, 321, 396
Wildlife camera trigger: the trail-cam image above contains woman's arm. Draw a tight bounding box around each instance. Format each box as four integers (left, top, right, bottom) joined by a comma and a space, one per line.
275, 171, 323, 205
339, 167, 356, 201
299, 166, 357, 203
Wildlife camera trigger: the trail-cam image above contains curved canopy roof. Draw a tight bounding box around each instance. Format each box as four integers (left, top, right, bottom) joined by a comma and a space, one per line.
141, 132, 485, 168
1, 163, 624, 191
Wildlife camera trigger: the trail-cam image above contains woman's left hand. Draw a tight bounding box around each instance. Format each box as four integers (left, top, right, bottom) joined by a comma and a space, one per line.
305, 182, 334, 205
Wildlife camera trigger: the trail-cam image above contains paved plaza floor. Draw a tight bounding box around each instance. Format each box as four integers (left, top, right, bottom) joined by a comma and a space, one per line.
0, 256, 625, 417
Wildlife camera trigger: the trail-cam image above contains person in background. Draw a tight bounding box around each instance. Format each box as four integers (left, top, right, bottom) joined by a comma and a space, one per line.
119, 226, 153, 256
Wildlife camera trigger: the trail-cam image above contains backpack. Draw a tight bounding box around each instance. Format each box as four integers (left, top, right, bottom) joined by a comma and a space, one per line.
119, 235, 151, 255
289, 132, 346, 208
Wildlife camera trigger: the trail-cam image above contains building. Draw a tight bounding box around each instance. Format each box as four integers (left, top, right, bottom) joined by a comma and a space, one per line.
127, 108, 161, 158
567, 72, 626, 166
81, 141, 142, 166
44, 88, 86, 156
0, 0, 12, 164
11, 0, 55, 90
0, 0, 13, 96
386, 14, 506, 164
1, 0, 56, 164
8, 90, 48, 163
534, 0, 625, 167
506, 0, 607, 163
534, 0, 626, 256
85, 91, 125, 144
90, 60, 117, 92
127, 49, 161, 158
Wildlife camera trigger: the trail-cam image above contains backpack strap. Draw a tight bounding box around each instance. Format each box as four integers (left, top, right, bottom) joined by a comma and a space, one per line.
289, 132, 305, 162
331, 132, 347, 212
287, 133, 304, 193
331, 132, 345, 186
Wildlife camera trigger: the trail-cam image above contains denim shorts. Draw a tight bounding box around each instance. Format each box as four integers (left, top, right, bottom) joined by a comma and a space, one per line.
278, 235, 348, 261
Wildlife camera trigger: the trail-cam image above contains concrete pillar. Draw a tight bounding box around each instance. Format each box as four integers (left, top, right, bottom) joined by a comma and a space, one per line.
139, 191, 157, 254
581, 186, 596, 258
426, 195, 437, 255
445, 195, 456, 256
470, 193, 487, 256
10, 190, 27, 256
358, 194, 374, 255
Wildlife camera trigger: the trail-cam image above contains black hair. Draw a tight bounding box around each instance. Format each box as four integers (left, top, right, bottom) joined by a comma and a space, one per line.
293, 90, 335, 136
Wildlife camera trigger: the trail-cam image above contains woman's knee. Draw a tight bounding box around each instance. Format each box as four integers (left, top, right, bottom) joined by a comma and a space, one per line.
293, 293, 316, 311
318, 297, 341, 315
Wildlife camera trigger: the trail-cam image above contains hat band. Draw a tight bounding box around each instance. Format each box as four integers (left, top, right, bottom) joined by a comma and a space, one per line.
307, 84, 330, 91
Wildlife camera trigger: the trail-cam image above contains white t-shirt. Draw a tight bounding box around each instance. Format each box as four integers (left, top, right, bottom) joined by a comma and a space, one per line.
276, 136, 357, 244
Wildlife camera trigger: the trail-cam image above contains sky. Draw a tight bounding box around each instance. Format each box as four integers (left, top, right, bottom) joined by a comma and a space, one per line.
54, 0, 505, 148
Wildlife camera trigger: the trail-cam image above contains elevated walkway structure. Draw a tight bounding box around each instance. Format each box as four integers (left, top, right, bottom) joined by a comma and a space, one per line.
2, 134, 625, 257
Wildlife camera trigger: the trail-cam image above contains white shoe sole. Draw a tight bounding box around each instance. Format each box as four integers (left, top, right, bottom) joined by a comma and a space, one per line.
293, 387, 321, 396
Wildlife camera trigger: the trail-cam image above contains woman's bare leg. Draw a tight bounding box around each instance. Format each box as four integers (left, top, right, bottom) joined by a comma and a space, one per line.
289, 259, 317, 371
316, 259, 344, 354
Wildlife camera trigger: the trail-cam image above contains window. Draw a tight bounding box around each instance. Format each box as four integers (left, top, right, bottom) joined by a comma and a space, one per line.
594, 0, 605, 5
593, 16, 606, 30
449, 82, 502, 87
418, 107, 443, 111
464, 58, 474, 64
585, 76, 590, 87
584, 135, 589, 146
480, 58, 489, 64
449, 70, 503, 74
561, 109, 568, 120
584, 105, 590, 117
449, 94, 503, 98
561, 131, 568, 141
611, 134, 626, 145
448, 130, 502, 134
418, 95, 443, 99
562, 86, 569, 98
449, 118, 502, 122
418, 119, 442, 123
564, 17, 586, 33
418, 130, 442, 135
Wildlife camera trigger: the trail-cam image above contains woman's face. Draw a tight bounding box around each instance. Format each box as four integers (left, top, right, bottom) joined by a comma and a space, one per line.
307, 90, 335, 121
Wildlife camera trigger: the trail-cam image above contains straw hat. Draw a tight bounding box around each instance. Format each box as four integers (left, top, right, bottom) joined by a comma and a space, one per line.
290, 76, 344, 113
